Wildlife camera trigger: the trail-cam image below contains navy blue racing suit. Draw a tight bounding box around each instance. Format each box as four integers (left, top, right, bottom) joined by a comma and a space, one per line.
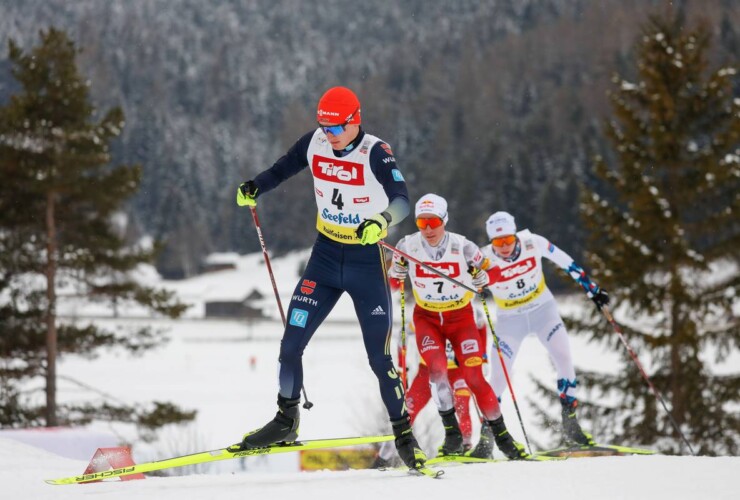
251, 128, 411, 421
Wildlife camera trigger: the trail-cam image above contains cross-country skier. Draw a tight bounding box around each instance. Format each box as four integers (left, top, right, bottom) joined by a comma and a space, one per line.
233, 86, 425, 470
477, 210, 610, 448
387, 194, 529, 460
375, 320, 479, 467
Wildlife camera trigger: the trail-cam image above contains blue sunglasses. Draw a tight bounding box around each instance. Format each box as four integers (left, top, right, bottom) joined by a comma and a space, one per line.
318, 108, 358, 136
320, 123, 347, 136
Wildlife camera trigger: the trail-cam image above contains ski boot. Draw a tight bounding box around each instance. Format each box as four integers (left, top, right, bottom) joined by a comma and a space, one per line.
561, 399, 595, 446
437, 408, 464, 456
466, 420, 494, 459
229, 395, 300, 451
371, 440, 399, 469
391, 416, 427, 469
488, 416, 530, 460
370, 455, 392, 469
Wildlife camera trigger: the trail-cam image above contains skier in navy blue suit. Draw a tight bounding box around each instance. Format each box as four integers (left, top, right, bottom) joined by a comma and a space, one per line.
232, 86, 426, 470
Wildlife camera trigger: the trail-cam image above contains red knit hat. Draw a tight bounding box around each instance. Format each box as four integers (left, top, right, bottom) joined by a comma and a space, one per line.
316, 86, 361, 125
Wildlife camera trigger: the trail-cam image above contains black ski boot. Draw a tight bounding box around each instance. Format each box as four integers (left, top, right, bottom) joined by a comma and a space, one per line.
561, 399, 595, 446
488, 416, 529, 460
467, 420, 494, 459
391, 416, 427, 469
370, 455, 391, 469
437, 408, 464, 456
230, 395, 300, 451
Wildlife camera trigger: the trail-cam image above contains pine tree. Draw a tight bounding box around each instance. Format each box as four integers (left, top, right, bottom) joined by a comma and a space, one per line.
575, 15, 740, 455
0, 28, 194, 430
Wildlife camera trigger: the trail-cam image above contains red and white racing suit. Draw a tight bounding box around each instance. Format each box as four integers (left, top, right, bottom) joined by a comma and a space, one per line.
392, 232, 502, 420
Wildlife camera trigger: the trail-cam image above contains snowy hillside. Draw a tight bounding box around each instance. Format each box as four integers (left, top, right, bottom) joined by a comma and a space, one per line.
5, 251, 738, 498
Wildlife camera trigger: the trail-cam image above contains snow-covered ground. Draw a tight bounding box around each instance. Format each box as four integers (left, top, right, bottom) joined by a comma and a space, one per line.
4, 437, 739, 500
3, 251, 738, 498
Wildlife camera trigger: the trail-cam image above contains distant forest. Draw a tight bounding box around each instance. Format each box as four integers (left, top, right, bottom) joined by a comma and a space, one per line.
1, 0, 737, 281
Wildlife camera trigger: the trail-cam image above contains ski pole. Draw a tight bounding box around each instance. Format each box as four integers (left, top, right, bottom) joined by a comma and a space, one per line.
601, 305, 695, 455
249, 206, 313, 410
378, 241, 481, 296
480, 295, 532, 455
399, 284, 408, 392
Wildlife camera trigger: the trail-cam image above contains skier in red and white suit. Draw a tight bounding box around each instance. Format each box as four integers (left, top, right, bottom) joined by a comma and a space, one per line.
402, 326, 482, 450
479, 211, 610, 446
375, 321, 480, 466
388, 194, 528, 459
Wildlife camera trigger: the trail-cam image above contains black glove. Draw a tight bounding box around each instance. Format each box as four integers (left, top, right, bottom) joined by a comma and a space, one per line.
590, 288, 610, 311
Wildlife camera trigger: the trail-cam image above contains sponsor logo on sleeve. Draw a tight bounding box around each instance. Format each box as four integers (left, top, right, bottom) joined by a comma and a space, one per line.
547, 241, 555, 253
381, 143, 394, 156
391, 169, 404, 182
289, 308, 309, 328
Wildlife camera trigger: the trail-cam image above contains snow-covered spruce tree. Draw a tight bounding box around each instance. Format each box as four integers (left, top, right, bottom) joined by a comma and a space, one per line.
0, 28, 193, 431
571, 16, 739, 455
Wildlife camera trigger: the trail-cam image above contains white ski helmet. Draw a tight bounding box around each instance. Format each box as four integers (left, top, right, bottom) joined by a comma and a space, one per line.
415, 194, 449, 224
486, 211, 516, 239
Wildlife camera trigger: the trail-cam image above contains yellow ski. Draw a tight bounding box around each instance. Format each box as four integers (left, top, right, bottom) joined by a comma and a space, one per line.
46, 435, 393, 485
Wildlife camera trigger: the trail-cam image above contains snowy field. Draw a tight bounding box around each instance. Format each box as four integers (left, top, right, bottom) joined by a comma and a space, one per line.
4, 438, 739, 500
3, 251, 738, 499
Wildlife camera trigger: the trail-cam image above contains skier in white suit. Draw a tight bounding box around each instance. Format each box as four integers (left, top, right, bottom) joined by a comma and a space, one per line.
477, 211, 610, 449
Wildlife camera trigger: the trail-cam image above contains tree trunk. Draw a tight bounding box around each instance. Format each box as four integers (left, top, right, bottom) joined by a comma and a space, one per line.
45, 191, 58, 427
669, 271, 683, 431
